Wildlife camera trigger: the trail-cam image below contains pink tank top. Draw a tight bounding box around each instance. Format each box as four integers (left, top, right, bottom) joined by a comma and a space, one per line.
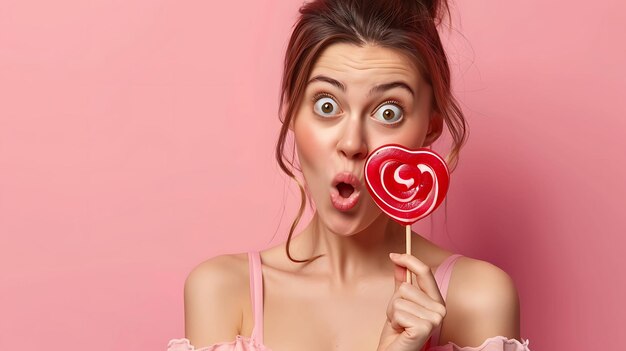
167, 252, 531, 351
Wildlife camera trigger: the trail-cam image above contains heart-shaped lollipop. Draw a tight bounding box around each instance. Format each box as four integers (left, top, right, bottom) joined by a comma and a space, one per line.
364, 144, 450, 225
365, 144, 450, 284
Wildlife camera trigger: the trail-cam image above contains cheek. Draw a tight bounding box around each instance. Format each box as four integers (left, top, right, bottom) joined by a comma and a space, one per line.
394, 118, 430, 149
293, 123, 328, 208
294, 116, 330, 168
294, 122, 317, 167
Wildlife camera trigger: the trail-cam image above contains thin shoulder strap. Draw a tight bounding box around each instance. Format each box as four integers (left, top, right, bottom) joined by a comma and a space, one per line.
434, 254, 464, 299
247, 251, 264, 343
430, 254, 464, 347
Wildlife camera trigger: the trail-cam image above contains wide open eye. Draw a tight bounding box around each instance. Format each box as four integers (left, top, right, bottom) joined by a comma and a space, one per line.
373, 102, 404, 125
313, 94, 341, 117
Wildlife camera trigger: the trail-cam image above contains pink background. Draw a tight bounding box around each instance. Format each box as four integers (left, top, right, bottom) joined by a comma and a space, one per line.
1, 0, 623, 349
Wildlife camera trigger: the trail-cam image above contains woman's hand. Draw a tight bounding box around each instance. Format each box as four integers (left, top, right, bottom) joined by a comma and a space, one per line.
377, 253, 447, 351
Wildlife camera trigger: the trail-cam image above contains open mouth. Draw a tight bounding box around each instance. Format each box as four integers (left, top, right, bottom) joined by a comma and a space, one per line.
336, 182, 355, 198
330, 181, 360, 211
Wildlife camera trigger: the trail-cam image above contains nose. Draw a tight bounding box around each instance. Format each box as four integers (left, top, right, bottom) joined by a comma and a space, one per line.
337, 114, 368, 161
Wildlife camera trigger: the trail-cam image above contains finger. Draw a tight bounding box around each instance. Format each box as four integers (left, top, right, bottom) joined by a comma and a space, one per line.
387, 297, 443, 327
396, 281, 447, 317
389, 253, 444, 303
388, 309, 432, 339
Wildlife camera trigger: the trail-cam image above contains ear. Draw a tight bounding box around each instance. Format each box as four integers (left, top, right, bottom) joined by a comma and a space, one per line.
422, 110, 444, 147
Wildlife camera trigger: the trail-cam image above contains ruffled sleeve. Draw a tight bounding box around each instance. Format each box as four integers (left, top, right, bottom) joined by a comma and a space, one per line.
427, 336, 531, 351
167, 336, 271, 351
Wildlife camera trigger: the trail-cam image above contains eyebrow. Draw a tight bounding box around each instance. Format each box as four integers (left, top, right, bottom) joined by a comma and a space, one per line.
307, 74, 415, 97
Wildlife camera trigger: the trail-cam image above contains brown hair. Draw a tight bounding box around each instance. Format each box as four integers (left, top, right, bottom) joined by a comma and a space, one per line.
274, 0, 469, 263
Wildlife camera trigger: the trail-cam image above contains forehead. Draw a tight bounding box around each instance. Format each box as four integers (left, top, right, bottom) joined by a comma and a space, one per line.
308, 42, 422, 87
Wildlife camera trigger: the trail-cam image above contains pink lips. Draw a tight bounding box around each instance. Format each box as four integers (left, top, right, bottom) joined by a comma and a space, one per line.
330, 171, 362, 211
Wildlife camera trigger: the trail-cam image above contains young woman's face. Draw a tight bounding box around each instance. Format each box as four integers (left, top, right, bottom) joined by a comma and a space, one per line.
292, 42, 440, 235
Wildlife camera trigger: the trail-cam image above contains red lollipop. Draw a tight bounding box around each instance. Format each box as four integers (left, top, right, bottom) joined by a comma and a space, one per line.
364, 144, 450, 282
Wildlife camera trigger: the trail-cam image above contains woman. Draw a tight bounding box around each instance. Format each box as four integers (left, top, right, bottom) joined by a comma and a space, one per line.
169, 0, 531, 350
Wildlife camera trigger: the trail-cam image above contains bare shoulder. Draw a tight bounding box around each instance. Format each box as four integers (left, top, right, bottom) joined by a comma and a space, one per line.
184, 253, 250, 348
450, 256, 520, 307
441, 256, 521, 346
185, 253, 249, 287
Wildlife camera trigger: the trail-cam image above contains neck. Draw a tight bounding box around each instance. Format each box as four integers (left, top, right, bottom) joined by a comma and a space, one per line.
293, 211, 407, 289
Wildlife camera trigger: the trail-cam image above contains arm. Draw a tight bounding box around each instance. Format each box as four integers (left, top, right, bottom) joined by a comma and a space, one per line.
183, 255, 244, 348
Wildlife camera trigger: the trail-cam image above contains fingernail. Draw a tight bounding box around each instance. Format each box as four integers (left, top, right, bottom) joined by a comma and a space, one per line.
389, 253, 400, 259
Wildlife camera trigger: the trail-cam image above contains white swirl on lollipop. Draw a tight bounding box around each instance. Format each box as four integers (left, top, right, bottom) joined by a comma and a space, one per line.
393, 165, 415, 189
378, 162, 438, 222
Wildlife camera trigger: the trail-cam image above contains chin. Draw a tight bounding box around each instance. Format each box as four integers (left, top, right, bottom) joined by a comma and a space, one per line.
319, 202, 381, 236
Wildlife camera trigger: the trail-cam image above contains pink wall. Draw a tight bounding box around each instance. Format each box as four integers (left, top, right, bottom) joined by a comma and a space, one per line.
0, 0, 623, 349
